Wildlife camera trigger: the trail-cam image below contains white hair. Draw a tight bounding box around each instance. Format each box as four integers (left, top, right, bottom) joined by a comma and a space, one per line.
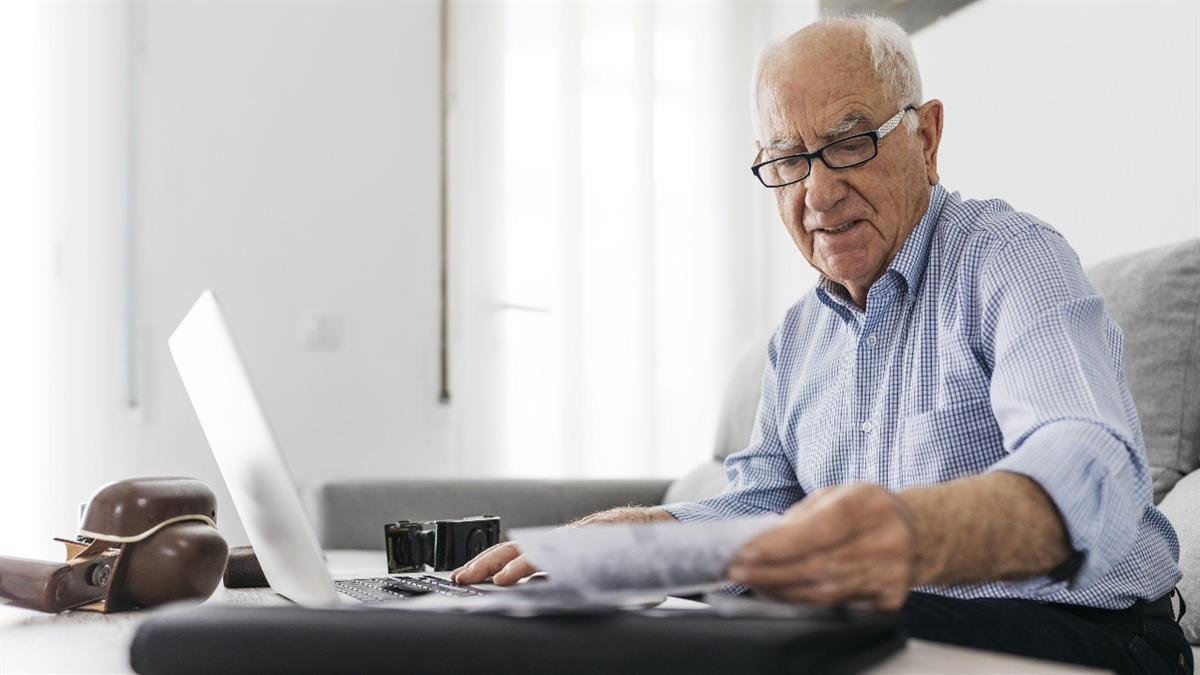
859, 16, 922, 129
756, 15, 924, 131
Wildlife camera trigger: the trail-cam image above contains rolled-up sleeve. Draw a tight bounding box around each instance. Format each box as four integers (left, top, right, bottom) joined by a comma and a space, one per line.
663, 334, 806, 523
980, 227, 1151, 591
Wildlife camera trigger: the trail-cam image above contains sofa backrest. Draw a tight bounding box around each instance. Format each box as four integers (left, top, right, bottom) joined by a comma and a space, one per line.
1085, 238, 1200, 503
1087, 237, 1200, 646
711, 333, 772, 462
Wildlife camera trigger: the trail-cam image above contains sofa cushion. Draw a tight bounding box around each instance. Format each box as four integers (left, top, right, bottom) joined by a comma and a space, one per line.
664, 460, 728, 504
1086, 238, 1200, 503
1157, 469, 1200, 645
712, 333, 771, 461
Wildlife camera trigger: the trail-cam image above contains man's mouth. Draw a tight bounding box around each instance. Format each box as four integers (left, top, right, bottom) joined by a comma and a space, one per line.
813, 220, 862, 235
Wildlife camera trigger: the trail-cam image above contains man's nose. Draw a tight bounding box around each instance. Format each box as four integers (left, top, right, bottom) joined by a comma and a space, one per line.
803, 157, 848, 214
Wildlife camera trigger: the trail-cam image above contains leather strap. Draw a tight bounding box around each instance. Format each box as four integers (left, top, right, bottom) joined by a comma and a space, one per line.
1169, 587, 1186, 623
1139, 590, 1183, 622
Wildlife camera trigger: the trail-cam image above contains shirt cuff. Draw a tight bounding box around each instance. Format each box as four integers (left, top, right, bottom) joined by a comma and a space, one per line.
988, 419, 1147, 592
660, 500, 730, 523
661, 493, 785, 523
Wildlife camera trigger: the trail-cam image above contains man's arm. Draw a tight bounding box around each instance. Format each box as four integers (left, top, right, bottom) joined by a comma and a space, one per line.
728, 471, 1071, 609
973, 229, 1151, 591
901, 470, 1072, 586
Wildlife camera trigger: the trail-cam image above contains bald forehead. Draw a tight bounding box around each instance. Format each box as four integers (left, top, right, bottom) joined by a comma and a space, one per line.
756, 21, 886, 149
781, 21, 871, 60
760, 22, 874, 88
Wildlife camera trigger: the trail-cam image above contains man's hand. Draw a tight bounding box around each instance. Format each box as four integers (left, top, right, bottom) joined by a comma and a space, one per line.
727, 473, 1073, 609
727, 484, 917, 610
450, 506, 675, 586
449, 540, 533, 586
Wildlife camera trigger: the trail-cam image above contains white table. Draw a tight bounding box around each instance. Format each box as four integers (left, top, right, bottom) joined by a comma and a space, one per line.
0, 551, 1101, 674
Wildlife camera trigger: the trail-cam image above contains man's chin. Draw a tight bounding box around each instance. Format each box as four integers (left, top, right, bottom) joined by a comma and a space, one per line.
819, 258, 882, 289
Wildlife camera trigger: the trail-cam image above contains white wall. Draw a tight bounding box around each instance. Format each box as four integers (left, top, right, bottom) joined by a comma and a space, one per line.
0, 0, 57, 555
755, 1, 824, 323
9, 0, 136, 559
31, 0, 448, 553
914, 0, 1200, 264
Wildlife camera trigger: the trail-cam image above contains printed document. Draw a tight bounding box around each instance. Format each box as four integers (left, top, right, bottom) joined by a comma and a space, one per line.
510, 515, 780, 598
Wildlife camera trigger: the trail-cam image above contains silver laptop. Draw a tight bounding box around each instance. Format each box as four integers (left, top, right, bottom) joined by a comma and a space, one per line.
168, 290, 489, 607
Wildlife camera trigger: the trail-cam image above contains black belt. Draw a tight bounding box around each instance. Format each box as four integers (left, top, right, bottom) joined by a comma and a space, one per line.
1138, 588, 1185, 622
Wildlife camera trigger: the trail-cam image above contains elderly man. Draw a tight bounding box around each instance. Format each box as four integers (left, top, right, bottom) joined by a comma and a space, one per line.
454, 16, 1191, 673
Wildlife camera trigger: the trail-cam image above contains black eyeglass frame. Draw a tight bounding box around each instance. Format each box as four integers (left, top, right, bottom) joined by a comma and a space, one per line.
750, 106, 918, 188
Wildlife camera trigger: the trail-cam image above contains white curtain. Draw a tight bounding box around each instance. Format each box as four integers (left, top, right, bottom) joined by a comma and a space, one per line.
0, 1, 132, 557
0, 1, 54, 556
447, 0, 819, 479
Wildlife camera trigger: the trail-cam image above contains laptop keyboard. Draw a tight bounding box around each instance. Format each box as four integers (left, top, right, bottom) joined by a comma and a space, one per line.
335, 574, 488, 603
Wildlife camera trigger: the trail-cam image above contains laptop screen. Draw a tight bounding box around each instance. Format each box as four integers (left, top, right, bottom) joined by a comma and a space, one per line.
169, 290, 339, 607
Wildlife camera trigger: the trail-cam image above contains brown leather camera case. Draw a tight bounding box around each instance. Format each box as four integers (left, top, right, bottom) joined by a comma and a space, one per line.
0, 477, 229, 613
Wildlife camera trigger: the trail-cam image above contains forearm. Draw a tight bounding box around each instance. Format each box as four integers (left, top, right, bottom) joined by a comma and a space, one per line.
897, 470, 1072, 586
571, 506, 677, 526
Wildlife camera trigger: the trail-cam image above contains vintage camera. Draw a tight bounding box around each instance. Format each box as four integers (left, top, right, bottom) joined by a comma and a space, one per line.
0, 477, 228, 614
384, 515, 501, 573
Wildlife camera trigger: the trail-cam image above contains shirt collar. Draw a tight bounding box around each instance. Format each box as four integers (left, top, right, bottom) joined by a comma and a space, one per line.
814, 183, 946, 317
887, 183, 945, 300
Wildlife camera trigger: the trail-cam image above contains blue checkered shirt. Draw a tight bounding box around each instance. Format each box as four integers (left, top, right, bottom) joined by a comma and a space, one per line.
665, 184, 1181, 609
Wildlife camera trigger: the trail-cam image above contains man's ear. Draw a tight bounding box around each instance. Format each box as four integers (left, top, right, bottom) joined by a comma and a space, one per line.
917, 99, 944, 185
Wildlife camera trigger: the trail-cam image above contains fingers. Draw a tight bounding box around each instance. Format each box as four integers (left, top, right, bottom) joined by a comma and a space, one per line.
736, 554, 905, 609
728, 485, 917, 609
760, 578, 885, 607
762, 569, 910, 610
450, 541, 523, 585
736, 485, 907, 565
875, 582, 910, 611
737, 495, 855, 564
491, 554, 538, 586
729, 551, 874, 590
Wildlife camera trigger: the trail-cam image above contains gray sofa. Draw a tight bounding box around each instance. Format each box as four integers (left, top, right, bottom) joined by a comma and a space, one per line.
307, 238, 1199, 655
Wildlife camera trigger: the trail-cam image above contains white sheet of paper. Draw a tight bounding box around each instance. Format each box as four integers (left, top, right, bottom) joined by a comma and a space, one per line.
510, 515, 780, 598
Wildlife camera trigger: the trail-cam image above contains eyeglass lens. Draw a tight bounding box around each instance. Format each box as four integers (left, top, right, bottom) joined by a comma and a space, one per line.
757, 135, 878, 187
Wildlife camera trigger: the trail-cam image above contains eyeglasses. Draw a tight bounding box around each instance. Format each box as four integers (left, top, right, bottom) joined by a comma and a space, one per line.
750, 106, 916, 188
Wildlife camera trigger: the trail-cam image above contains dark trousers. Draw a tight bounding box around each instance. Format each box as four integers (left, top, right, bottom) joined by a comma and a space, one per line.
901, 591, 1193, 674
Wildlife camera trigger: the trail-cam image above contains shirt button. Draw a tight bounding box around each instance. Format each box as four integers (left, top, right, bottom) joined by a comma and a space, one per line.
861, 420, 875, 434
866, 334, 878, 347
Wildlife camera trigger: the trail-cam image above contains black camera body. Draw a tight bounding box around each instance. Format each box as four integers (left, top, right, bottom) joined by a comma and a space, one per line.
384, 515, 501, 573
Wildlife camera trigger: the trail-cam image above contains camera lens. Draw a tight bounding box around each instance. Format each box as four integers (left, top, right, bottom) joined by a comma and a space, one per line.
385, 522, 434, 572
396, 534, 414, 563
466, 528, 488, 558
